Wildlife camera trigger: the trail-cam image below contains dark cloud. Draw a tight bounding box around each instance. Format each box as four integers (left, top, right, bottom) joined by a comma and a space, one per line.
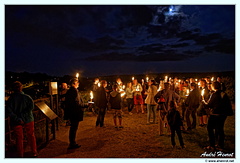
138, 43, 165, 53
84, 50, 195, 62
5, 5, 235, 76
170, 43, 190, 48
66, 36, 126, 52
204, 38, 235, 54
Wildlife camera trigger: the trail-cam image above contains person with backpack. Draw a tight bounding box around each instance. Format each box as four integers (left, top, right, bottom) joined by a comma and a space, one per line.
154, 82, 180, 135
202, 81, 233, 151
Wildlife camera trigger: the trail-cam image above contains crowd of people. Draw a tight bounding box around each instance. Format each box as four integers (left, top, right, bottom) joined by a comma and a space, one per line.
5, 75, 233, 157
83, 76, 233, 150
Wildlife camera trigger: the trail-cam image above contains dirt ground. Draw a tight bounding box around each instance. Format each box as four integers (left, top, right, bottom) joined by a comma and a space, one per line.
35, 105, 235, 159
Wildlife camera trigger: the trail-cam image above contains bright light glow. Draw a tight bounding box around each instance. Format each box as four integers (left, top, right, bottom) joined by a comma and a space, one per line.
76, 73, 79, 79
165, 76, 168, 82
201, 89, 205, 96
211, 77, 214, 82
146, 77, 149, 82
132, 77, 134, 81
90, 91, 93, 100
121, 92, 126, 97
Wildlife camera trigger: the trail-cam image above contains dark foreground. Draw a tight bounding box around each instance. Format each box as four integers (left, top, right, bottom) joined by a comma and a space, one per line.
6, 105, 235, 158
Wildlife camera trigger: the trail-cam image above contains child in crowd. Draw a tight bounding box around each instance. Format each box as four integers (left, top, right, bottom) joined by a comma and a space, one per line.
109, 85, 123, 129
167, 101, 185, 149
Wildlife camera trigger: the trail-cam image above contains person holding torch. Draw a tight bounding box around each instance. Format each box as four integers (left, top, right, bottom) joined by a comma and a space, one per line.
197, 79, 210, 127
132, 79, 144, 114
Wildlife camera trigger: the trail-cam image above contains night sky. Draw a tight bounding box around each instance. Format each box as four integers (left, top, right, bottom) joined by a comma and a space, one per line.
5, 5, 235, 77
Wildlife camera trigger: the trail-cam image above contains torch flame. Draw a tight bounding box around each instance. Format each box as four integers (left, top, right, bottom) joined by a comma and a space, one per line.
201, 89, 205, 96
186, 89, 189, 96
76, 73, 79, 79
98, 83, 101, 87
157, 85, 162, 92
165, 76, 168, 82
121, 92, 126, 97
132, 77, 134, 81
211, 77, 214, 82
90, 91, 93, 100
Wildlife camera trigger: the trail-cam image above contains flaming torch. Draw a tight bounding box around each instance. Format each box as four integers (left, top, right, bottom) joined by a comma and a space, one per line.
90, 91, 93, 102
132, 76, 135, 81
186, 89, 190, 96
211, 77, 214, 82
76, 73, 79, 80
146, 77, 149, 82
201, 89, 205, 97
165, 76, 168, 82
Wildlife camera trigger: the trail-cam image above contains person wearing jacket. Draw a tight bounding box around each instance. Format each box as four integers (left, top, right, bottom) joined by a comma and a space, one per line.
132, 79, 145, 114
202, 81, 230, 151
95, 80, 108, 127
125, 82, 134, 115
154, 82, 180, 135
185, 83, 201, 131
6, 81, 38, 157
145, 80, 158, 124
167, 101, 185, 149
109, 85, 123, 128
197, 79, 210, 127
65, 78, 87, 149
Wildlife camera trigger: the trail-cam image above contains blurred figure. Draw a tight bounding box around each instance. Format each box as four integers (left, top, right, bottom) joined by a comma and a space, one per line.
116, 78, 123, 91
109, 85, 123, 129
6, 81, 38, 157
93, 78, 100, 92
59, 82, 70, 126
217, 76, 226, 92
185, 83, 201, 131
203, 81, 232, 151
167, 101, 185, 149
125, 82, 134, 115
197, 79, 210, 127
132, 79, 144, 114
65, 78, 87, 149
145, 80, 158, 124
95, 80, 108, 127
154, 82, 180, 135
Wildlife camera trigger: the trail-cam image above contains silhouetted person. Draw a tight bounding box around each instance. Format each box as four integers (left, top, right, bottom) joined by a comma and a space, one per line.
167, 101, 185, 149
109, 84, 123, 128
95, 80, 108, 127
203, 81, 232, 150
65, 78, 87, 149
185, 83, 201, 131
